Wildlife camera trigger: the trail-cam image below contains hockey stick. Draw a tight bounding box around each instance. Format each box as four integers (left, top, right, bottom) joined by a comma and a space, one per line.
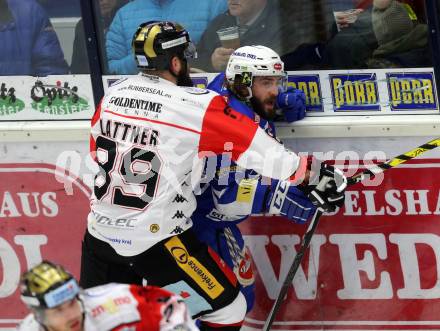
347, 138, 440, 186
262, 207, 323, 331
262, 137, 440, 331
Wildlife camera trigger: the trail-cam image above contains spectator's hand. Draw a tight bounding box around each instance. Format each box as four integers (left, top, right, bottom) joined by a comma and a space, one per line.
211, 47, 235, 71
373, 0, 392, 9
276, 87, 306, 123
334, 8, 363, 30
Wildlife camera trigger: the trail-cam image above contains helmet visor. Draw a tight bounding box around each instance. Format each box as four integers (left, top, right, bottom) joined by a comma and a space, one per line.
276, 72, 288, 92
44, 279, 80, 308
21, 278, 80, 309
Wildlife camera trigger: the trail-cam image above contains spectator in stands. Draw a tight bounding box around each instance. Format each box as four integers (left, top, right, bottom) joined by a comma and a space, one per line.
319, 0, 378, 69
0, 0, 69, 76
71, 0, 127, 74
105, 0, 227, 74
194, 0, 279, 72
367, 0, 430, 68
320, 0, 429, 69
192, 0, 324, 72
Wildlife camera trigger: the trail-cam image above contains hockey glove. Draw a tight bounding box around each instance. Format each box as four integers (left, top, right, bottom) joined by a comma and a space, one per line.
276, 87, 306, 123
300, 163, 347, 213
267, 180, 316, 224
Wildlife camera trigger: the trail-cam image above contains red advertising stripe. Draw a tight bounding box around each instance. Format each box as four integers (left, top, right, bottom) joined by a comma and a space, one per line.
239, 160, 440, 330
0, 164, 90, 323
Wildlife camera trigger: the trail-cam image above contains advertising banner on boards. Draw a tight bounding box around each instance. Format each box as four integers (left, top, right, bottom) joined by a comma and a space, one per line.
0, 75, 94, 120
1, 138, 440, 330
102, 68, 440, 116
241, 158, 440, 330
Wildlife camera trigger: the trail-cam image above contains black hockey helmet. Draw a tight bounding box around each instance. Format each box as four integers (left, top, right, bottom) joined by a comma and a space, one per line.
132, 20, 197, 70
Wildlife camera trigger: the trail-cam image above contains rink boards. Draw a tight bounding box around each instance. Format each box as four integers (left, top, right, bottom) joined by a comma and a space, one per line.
1, 132, 440, 330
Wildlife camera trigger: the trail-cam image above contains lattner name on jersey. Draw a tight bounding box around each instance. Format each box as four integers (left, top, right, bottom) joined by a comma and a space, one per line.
99, 118, 159, 147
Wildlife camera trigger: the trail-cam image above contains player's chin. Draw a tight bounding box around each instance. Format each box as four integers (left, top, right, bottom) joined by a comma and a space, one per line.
264, 106, 276, 119
265, 102, 276, 112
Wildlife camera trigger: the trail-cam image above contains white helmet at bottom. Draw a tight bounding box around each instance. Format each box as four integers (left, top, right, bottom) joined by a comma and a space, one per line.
225, 45, 285, 87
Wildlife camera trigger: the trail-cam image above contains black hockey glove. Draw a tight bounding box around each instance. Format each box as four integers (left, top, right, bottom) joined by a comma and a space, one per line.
300, 163, 347, 212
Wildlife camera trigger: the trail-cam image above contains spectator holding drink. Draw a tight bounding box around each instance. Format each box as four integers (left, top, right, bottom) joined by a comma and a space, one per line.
193, 0, 290, 72
216, 25, 240, 49
367, 0, 430, 68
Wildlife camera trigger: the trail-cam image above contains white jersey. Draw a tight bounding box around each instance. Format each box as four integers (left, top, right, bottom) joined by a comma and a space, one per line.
17, 283, 198, 331
88, 74, 305, 255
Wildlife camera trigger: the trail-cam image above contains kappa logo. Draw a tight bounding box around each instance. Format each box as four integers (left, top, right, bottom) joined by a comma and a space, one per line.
172, 210, 186, 219
171, 226, 184, 234
172, 194, 188, 203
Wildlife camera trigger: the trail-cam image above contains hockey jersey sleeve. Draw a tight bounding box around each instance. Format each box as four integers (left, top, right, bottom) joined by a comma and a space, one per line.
122, 285, 199, 331
198, 95, 307, 183
204, 155, 271, 220
87, 284, 198, 331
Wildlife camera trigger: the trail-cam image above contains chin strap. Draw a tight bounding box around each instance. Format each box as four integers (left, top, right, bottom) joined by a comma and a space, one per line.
244, 87, 253, 100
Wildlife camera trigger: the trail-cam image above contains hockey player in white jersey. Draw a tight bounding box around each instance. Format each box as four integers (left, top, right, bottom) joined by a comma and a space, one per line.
18, 261, 198, 331
79, 20, 347, 330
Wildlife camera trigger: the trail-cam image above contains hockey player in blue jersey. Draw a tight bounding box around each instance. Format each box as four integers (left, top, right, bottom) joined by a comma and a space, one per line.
191, 45, 317, 312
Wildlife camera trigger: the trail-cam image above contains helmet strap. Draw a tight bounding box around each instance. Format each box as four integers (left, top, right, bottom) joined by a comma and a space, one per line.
167, 60, 178, 79
172, 57, 193, 87
32, 307, 49, 331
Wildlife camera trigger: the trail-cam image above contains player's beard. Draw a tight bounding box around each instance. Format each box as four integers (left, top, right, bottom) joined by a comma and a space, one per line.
176, 59, 193, 87
250, 96, 276, 120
